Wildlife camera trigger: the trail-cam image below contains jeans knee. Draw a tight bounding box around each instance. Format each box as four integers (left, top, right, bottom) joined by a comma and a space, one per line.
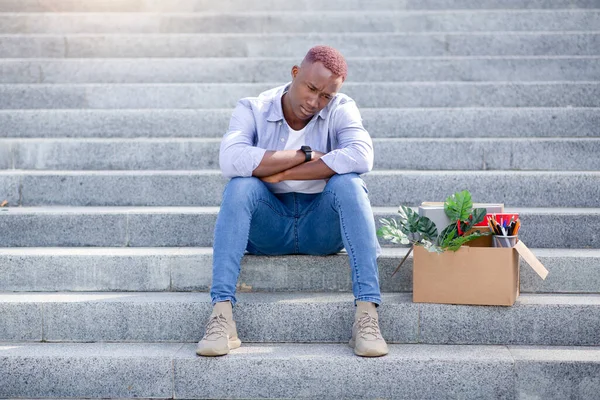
326, 173, 365, 195
223, 177, 266, 204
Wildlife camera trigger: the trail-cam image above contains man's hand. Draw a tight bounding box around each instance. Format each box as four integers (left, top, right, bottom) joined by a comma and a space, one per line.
260, 158, 335, 183
260, 171, 285, 184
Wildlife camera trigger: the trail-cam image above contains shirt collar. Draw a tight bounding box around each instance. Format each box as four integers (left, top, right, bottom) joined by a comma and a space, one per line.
266, 82, 329, 122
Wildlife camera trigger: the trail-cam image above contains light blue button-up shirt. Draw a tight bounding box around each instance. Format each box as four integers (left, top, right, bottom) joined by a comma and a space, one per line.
219, 83, 374, 179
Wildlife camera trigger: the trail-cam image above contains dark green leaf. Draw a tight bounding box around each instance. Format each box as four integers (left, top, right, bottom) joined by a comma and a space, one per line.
397, 205, 420, 233
436, 223, 457, 246
417, 216, 438, 241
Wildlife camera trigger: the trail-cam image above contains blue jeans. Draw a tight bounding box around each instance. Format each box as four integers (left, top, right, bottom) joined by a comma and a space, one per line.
210, 173, 382, 306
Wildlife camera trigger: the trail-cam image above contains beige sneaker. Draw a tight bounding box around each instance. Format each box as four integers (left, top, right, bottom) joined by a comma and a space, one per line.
196, 302, 241, 357
349, 302, 389, 357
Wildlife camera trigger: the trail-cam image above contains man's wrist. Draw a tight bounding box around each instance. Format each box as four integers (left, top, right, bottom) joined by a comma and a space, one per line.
300, 145, 312, 162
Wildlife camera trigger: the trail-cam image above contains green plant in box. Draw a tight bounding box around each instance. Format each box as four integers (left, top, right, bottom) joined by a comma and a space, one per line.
377, 191, 491, 274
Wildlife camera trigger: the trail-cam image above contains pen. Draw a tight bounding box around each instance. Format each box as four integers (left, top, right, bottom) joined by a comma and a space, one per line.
514, 220, 521, 235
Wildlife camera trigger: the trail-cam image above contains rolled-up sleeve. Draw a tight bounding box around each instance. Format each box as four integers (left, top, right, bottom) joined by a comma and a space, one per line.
320, 100, 374, 175
219, 100, 267, 178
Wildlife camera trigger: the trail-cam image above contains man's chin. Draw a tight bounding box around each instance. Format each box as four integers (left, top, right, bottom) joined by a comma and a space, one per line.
298, 107, 315, 120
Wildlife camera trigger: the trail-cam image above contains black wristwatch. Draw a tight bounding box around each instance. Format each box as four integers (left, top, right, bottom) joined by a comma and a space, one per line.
300, 145, 312, 162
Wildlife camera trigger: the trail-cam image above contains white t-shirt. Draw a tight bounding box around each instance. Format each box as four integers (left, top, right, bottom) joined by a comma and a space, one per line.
266, 125, 327, 194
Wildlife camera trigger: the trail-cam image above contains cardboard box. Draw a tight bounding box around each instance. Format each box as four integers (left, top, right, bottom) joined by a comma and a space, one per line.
412, 240, 548, 306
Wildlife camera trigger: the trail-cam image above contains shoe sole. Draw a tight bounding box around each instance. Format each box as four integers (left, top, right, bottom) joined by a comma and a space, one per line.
196, 337, 242, 357
348, 339, 389, 357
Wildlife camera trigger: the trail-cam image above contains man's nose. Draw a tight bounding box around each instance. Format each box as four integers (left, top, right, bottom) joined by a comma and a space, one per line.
306, 93, 318, 109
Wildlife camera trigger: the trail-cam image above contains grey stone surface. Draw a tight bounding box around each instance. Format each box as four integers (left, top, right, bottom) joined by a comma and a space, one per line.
0, 292, 418, 343
1, 341, 599, 400
174, 343, 514, 399
375, 138, 600, 171
19, 170, 226, 206
0, 140, 12, 168
483, 138, 600, 171
2, 248, 597, 294
11, 138, 221, 170
0, 173, 19, 206
234, 293, 419, 343
215, 250, 413, 294
2, 32, 598, 58
1, 292, 598, 344
520, 249, 600, 294
0, 207, 128, 246
363, 171, 600, 207
1, 11, 599, 34
0, 109, 232, 138
9, 170, 600, 207
0, 247, 174, 291
3, 57, 599, 84
41, 292, 211, 341
510, 346, 600, 400
2, 82, 598, 109
0, 35, 66, 58
1, 0, 598, 12
126, 208, 218, 247
2, 108, 598, 139
0, 302, 42, 341
0, 342, 179, 398
7, 137, 600, 171
420, 294, 600, 345
512, 208, 600, 249
0, 206, 597, 248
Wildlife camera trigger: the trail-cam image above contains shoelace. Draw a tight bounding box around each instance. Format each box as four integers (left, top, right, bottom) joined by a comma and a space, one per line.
356, 311, 383, 341
202, 313, 229, 340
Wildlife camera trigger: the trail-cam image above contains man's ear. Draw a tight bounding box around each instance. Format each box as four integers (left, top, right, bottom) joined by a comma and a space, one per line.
291, 65, 300, 79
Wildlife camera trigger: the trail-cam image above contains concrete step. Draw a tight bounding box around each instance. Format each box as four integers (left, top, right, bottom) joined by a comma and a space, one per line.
2, 56, 599, 83
1, 291, 599, 344
0, 170, 598, 207
2, 138, 598, 171
1, 11, 599, 34
1, 32, 598, 58
2, 343, 598, 400
1, 247, 597, 294
1, 0, 598, 12
1, 108, 598, 139
1, 82, 599, 109
0, 206, 597, 248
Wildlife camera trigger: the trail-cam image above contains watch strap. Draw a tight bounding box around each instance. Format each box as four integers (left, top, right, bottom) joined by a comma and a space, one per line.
301, 146, 312, 162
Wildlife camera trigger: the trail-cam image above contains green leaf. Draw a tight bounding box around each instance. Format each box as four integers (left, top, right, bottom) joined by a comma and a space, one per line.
376, 218, 410, 245
397, 205, 420, 234
436, 223, 457, 246
417, 216, 438, 241
445, 235, 472, 251
471, 207, 487, 226
444, 190, 473, 222
441, 228, 457, 247
444, 231, 488, 251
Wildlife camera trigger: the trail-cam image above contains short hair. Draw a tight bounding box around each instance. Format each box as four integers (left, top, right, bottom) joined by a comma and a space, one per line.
302, 45, 348, 81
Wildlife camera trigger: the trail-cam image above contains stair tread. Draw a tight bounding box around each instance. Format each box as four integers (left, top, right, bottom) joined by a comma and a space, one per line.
1, 291, 599, 304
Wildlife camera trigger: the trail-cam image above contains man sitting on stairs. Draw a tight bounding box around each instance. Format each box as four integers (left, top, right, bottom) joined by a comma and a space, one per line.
196, 45, 388, 358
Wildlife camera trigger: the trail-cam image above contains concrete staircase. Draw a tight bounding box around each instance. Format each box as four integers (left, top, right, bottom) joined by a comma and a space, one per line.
0, 0, 599, 398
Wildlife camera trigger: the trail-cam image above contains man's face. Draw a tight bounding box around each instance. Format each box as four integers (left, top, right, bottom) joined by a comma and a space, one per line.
287, 61, 344, 121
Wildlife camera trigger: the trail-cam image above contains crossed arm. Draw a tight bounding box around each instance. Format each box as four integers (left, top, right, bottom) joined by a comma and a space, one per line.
252, 150, 335, 183
220, 99, 373, 181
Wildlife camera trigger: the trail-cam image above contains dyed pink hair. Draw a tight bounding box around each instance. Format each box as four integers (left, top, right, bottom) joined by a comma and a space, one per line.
302, 45, 348, 81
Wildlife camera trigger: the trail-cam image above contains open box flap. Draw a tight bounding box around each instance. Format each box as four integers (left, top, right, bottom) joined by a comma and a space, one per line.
514, 240, 549, 280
